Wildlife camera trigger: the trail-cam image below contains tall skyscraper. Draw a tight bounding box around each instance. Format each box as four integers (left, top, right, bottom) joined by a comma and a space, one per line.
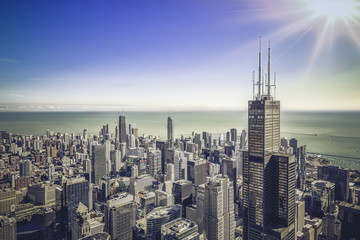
119, 115, 127, 143
167, 116, 174, 141
243, 39, 296, 240
204, 176, 235, 240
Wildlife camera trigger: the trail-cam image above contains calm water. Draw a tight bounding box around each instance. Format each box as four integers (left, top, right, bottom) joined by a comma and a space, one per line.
0, 111, 359, 170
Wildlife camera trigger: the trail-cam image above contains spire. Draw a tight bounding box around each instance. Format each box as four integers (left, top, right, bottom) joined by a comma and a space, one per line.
267, 41, 271, 97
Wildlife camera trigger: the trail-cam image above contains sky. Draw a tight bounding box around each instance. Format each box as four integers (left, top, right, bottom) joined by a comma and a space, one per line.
1, 0, 360, 111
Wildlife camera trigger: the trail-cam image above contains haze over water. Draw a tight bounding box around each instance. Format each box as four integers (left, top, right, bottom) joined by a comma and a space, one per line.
1, 111, 359, 170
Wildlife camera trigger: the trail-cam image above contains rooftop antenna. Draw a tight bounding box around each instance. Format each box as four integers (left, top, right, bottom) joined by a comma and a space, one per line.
273, 72, 277, 100
252, 71, 255, 100
258, 36, 262, 99
267, 41, 271, 97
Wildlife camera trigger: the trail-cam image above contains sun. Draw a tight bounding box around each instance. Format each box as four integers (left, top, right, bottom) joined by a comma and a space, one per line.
308, 0, 360, 22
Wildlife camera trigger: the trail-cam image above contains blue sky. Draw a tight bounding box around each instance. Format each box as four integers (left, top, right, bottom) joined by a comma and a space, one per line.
1, 0, 360, 111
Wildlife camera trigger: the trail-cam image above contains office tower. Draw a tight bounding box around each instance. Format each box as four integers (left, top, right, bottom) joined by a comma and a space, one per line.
63, 177, 89, 234
0, 215, 16, 240
338, 202, 360, 239
230, 128, 237, 142
296, 145, 306, 190
146, 205, 182, 240
119, 115, 127, 143
83, 129, 88, 140
187, 158, 207, 185
149, 150, 162, 180
173, 180, 193, 217
239, 129, 248, 150
321, 213, 341, 240
194, 184, 205, 234
92, 141, 111, 186
83, 159, 92, 182
317, 165, 350, 202
221, 157, 237, 201
243, 40, 296, 239
110, 149, 121, 172
115, 126, 120, 144
104, 193, 136, 240
166, 163, 175, 182
19, 159, 31, 176
174, 151, 187, 181
72, 202, 104, 240
311, 180, 335, 218
204, 176, 235, 240
161, 218, 199, 240
295, 201, 305, 237
167, 117, 174, 141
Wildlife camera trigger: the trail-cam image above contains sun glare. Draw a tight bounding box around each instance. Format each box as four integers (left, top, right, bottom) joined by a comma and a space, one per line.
309, 0, 360, 22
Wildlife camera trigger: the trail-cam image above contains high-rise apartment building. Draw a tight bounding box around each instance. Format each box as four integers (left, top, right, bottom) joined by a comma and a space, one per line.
204, 176, 235, 240
119, 115, 127, 143
243, 39, 296, 240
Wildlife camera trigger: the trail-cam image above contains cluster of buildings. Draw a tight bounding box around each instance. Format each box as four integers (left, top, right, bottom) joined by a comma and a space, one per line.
1, 45, 360, 240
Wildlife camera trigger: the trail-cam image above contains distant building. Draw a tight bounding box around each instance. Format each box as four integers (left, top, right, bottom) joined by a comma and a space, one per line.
19, 159, 31, 177
0, 215, 16, 240
311, 180, 335, 218
187, 158, 207, 185
167, 117, 174, 141
92, 141, 111, 186
161, 218, 199, 240
119, 115, 127, 144
173, 180, 193, 217
63, 177, 90, 234
104, 193, 136, 240
338, 201, 360, 240
146, 205, 182, 240
149, 150, 162, 180
317, 165, 350, 202
204, 176, 234, 240
72, 202, 104, 240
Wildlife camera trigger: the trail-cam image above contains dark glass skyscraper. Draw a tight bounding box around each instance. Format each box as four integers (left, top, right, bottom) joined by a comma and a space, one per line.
243, 40, 295, 240
167, 116, 173, 141
119, 115, 126, 143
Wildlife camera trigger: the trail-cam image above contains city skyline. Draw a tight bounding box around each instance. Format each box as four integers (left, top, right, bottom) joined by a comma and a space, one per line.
1, 0, 360, 111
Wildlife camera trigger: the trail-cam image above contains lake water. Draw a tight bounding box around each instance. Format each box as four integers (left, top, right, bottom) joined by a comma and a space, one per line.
0, 111, 359, 170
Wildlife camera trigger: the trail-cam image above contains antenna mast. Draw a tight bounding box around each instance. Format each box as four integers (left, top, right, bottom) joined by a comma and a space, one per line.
252, 71, 255, 100
258, 36, 262, 99
267, 41, 271, 97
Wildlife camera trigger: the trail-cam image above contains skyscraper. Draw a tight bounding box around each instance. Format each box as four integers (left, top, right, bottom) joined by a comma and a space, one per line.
63, 176, 90, 235
167, 117, 174, 141
119, 115, 127, 143
92, 140, 111, 186
243, 39, 296, 240
204, 176, 235, 240
104, 193, 136, 240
